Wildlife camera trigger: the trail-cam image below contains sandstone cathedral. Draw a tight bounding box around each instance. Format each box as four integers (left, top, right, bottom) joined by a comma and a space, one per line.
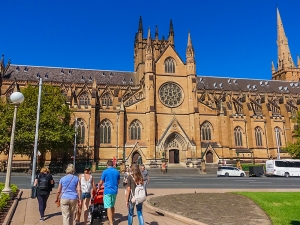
0, 9, 299, 167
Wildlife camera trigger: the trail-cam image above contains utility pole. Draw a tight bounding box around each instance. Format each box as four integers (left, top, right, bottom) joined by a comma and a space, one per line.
73, 118, 78, 166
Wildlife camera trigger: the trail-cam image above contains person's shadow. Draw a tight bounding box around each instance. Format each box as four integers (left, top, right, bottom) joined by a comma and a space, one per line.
44, 212, 62, 220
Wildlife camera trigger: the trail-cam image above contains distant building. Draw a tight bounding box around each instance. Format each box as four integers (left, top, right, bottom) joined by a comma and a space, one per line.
0, 9, 299, 166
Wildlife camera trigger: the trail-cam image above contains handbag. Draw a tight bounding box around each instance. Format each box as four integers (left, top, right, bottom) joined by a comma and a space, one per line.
56, 175, 74, 207
31, 186, 37, 199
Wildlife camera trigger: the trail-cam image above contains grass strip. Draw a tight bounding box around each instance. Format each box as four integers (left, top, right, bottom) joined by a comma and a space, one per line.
236, 192, 300, 225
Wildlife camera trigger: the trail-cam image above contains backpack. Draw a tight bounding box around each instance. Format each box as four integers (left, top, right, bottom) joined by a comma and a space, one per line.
131, 183, 146, 204
38, 174, 49, 190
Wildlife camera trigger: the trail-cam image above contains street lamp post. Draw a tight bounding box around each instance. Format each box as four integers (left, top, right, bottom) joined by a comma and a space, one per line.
31, 78, 42, 188
2, 92, 24, 198
73, 118, 78, 167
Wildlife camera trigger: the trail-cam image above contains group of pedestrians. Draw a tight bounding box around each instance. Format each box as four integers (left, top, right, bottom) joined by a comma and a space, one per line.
33, 160, 149, 225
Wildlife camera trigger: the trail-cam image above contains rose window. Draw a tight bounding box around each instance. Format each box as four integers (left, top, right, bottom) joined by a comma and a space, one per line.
159, 82, 183, 108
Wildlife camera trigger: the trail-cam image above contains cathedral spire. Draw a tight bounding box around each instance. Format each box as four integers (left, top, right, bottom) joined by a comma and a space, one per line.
168, 19, 174, 47
138, 16, 143, 33
186, 31, 194, 57
277, 8, 294, 70
155, 25, 158, 40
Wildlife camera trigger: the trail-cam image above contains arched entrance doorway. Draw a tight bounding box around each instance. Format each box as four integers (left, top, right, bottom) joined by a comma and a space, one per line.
132, 152, 141, 164
169, 149, 179, 163
206, 151, 213, 163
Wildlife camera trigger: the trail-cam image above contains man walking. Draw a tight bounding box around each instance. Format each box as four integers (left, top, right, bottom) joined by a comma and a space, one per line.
141, 164, 149, 196
99, 160, 120, 225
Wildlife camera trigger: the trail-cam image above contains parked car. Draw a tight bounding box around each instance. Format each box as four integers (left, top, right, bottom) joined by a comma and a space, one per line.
217, 166, 246, 177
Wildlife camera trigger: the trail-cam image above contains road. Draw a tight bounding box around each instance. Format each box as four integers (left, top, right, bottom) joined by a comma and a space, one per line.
1, 173, 300, 189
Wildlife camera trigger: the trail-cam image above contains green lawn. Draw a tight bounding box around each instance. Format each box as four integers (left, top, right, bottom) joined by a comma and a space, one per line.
236, 192, 300, 225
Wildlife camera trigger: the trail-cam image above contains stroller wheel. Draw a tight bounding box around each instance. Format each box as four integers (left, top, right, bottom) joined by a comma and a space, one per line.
88, 211, 93, 224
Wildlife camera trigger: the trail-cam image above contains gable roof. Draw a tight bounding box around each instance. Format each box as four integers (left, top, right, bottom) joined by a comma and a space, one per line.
4, 64, 136, 86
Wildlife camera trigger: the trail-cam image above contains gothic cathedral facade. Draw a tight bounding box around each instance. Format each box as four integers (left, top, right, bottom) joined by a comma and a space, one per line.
1, 9, 300, 165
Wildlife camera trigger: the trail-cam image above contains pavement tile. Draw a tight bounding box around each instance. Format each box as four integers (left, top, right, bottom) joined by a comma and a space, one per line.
10, 188, 191, 225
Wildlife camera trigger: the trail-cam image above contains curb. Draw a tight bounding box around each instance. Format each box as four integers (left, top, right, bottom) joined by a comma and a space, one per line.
2, 190, 23, 225
144, 195, 208, 225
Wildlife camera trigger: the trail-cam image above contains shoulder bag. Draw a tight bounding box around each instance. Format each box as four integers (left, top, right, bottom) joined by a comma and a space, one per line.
57, 175, 74, 207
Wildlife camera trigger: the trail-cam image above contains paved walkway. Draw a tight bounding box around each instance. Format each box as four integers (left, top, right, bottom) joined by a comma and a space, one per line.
10, 188, 200, 225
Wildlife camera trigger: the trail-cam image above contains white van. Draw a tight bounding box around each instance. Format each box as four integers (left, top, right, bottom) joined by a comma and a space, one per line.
265, 159, 300, 177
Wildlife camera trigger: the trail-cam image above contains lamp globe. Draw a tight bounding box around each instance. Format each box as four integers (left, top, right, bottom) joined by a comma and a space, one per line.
10, 92, 24, 104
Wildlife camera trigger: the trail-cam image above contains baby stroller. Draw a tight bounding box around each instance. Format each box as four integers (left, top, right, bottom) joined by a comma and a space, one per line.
88, 185, 107, 224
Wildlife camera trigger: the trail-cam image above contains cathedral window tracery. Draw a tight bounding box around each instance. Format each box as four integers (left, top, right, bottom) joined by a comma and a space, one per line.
159, 82, 183, 108
79, 92, 90, 106
77, 119, 86, 145
130, 120, 142, 140
102, 93, 113, 107
274, 127, 282, 147
164, 57, 175, 73
201, 121, 212, 141
100, 119, 111, 144
234, 126, 243, 147
255, 127, 263, 147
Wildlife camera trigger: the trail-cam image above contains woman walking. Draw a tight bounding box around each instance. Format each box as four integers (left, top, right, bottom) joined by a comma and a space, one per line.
34, 167, 54, 221
55, 164, 81, 225
125, 164, 145, 225
75, 167, 96, 225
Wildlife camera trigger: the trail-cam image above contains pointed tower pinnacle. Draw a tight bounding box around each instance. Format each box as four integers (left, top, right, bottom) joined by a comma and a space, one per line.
271, 61, 275, 73
297, 54, 300, 68
145, 27, 154, 73
168, 19, 174, 47
138, 16, 143, 33
186, 31, 195, 74
277, 8, 294, 70
155, 25, 158, 40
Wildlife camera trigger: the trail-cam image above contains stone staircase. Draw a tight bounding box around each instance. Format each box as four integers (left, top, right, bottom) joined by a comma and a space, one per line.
205, 163, 219, 174
146, 162, 201, 176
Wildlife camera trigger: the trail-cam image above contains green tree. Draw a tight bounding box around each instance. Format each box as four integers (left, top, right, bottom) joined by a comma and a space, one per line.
283, 111, 300, 158
0, 84, 74, 156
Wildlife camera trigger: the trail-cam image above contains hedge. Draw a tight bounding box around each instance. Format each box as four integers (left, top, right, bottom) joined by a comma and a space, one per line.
0, 182, 18, 210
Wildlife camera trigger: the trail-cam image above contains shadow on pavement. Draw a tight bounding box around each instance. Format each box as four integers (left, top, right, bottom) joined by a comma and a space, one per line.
45, 211, 62, 220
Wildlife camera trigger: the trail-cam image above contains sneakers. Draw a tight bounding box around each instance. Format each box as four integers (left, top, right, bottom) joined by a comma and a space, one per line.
39, 217, 44, 221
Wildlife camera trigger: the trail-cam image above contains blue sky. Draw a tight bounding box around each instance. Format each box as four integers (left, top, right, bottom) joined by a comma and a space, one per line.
1, 0, 300, 80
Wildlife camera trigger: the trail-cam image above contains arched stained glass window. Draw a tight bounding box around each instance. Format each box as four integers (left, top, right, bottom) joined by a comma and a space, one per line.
79, 92, 90, 106
234, 126, 243, 147
255, 127, 263, 147
130, 120, 141, 140
100, 119, 111, 144
164, 57, 175, 73
201, 122, 212, 141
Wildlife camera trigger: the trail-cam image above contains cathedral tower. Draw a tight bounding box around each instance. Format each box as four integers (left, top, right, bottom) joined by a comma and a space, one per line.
272, 8, 300, 81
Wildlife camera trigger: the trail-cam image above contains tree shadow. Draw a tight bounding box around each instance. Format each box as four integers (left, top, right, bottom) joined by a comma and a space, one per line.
290, 221, 300, 225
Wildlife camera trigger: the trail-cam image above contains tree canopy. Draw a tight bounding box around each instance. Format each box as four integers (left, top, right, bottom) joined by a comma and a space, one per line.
0, 84, 75, 156
283, 111, 300, 158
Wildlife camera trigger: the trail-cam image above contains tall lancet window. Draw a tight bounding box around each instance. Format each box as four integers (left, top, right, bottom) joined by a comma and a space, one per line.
201, 122, 212, 141
100, 119, 111, 144
274, 127, 282, 147
255, 127, 263, 147
130, 120, 141, 140
234, 126, 243, 147
164, 57, 175, 73
77, 119, 86, 145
